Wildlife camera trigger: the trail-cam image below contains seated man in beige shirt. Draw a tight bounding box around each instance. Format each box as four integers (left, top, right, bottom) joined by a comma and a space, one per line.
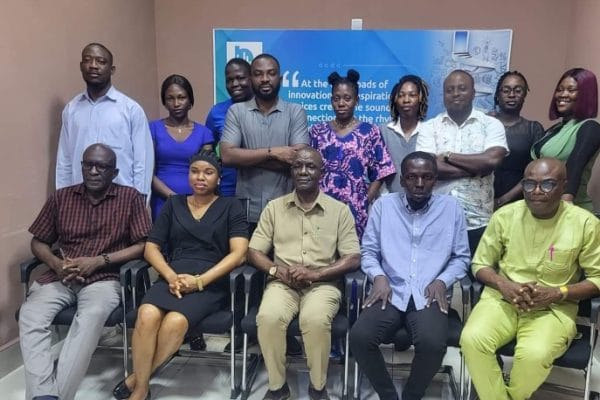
248, 147, 361, 400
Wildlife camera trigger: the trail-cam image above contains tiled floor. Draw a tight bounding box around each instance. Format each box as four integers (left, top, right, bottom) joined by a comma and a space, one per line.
0, 331, 588, 400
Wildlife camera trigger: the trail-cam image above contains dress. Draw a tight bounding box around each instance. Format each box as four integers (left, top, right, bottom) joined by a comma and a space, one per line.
532, 119, 600, 211
149, 120, 214, 221
310, 121, 396, 238
494, 118, 544, 199
142, 195, 249, 326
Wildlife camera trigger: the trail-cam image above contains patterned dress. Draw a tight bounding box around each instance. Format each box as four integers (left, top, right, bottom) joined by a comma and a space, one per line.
310, 121, 396, 238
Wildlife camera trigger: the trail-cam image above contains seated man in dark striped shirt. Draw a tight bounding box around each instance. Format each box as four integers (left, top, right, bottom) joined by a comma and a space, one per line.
18, 143, 152, 400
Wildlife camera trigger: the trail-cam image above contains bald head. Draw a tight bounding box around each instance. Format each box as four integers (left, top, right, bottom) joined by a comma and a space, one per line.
522, 158, 567, 219
524, 158, 566, 181
294, 147, 323, 169
291, 147, 323, 193
82, 143, 116, 166
444, 69, 474, 87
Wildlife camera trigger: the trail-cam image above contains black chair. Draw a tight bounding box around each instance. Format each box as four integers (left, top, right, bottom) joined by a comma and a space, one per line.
469, 283, 600, 400
352, 275, 472, 400
239, 266, 364, 400
18, 256, 142, 379
123, 261, 246, 399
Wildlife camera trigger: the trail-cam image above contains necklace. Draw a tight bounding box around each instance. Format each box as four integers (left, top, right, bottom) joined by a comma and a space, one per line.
165, 118, 191, 135
333, 117, 357, 130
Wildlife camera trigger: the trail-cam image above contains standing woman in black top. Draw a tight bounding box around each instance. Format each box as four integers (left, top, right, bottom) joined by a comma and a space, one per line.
492, 71, 545, 208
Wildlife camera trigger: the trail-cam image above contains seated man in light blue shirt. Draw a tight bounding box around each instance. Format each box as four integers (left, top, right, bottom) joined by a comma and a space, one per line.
350, 151, 470, 400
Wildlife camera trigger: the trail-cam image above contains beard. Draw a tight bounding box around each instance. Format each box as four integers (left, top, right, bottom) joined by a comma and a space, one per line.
253, 81, 281, 102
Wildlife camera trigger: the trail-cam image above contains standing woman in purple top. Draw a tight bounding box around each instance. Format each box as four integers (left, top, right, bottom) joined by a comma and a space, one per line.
150, 75, 214, 221
310, 69, 396, 238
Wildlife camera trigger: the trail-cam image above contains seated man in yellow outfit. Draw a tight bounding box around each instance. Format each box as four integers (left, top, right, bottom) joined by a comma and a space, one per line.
460, 157, 600, 400
248, 147, 361, 400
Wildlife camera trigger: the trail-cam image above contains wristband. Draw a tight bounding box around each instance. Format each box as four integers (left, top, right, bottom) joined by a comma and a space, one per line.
559, 285, 569, 300
101, 253, 110, 265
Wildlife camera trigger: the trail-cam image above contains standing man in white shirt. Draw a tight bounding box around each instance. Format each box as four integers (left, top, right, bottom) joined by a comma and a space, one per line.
416, 69, 508, 253
55, 43, 153, 197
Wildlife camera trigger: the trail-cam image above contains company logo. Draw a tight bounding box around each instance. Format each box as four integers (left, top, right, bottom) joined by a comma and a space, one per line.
226, 41, 263, 62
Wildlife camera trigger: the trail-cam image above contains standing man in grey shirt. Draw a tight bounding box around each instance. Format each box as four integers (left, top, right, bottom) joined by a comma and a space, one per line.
220, 53, 309, 228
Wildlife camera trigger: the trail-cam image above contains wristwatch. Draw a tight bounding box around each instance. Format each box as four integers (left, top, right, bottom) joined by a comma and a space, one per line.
268, 265, 278, 277
443, 151, 452, 163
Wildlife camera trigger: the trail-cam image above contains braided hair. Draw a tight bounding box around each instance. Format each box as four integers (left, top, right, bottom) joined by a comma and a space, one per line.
389, 75, 429, 122
493, 70, 530, 108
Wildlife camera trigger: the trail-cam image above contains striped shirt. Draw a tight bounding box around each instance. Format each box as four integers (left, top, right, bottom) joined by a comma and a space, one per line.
29, 183, 151, 285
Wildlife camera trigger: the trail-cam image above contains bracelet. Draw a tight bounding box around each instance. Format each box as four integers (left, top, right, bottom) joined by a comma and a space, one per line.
559, 285, 569, 300
195, 275, 204, 292
101, 253, 110, 265
267, 146, 272, 160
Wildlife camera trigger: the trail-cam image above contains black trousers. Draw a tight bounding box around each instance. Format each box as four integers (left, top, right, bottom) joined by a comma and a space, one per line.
467, 226, 486, 256
349, 298, 448, 400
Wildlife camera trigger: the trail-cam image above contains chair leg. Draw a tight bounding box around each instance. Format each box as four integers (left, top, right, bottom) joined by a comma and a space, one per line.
122, 322, 129, 378
230, 321, 240, 399
353, 361, 360, 400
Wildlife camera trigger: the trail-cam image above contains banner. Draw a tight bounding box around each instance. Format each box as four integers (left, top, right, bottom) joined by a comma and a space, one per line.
213, 29, 513, 124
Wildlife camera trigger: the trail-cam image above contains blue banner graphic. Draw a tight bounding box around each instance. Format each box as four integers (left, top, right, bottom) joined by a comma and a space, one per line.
213, 29, 512, 124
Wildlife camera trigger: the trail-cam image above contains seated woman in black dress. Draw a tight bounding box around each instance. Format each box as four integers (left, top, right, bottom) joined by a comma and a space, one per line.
491, 71, 544, 208
113, 151, 249, 400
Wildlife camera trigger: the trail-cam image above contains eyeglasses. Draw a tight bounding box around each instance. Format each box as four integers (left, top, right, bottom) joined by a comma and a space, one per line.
500, 86, 526, 96
81, 161, 114, 173
521, 179, 559, 193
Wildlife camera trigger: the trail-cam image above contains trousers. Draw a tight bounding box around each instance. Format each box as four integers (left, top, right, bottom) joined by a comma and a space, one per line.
256, 281, 341, 390
19, 280, 120, 400
460, 296, 575, 400
350, 299, 448, 400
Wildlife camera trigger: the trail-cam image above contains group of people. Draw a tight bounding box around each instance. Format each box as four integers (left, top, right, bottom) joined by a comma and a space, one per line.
16, 41, 600, 400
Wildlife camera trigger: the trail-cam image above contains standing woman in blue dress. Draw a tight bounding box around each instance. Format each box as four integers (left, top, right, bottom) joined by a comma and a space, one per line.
150, 74, 214, 221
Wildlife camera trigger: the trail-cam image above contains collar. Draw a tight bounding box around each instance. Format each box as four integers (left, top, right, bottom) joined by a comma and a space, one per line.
400, 193, 434, 214
73, 182, 118, 203
387, 120, 421, 137
246, 97, 283, 113
441, 108, 484, 127
80, 85, 117, 103
285, 190, 326, 212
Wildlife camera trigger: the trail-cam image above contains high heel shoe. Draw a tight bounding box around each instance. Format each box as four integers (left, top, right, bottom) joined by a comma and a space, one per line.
112, 378, 132, 399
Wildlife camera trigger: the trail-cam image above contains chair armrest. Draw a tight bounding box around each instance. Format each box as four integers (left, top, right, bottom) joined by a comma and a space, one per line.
119, 259, 147, 287
20, 257, 45, 284
243, 265, 260, 294
460, 275, 472, 305
344, 270, 365, 301
229, 265, 245, 293
472, 281, 483, 305
591, 296, 600, 324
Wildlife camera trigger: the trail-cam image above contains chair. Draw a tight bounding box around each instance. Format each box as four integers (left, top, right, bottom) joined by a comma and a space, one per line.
17, 256, 142, 378
239, 266, 364, 400
352, 275, 472, 400
123, 260, 246, 399
469, 283, 600, 400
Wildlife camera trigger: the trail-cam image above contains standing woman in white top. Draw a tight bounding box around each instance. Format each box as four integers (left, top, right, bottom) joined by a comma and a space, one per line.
379, 75, 430, 193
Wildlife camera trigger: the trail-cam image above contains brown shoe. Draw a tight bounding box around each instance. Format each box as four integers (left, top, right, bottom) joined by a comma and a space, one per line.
308, 384, 330, 400
263, 383, 291, 400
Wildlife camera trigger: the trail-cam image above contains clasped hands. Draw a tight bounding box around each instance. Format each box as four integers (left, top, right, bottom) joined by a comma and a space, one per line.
363, 276, 449, 314
497, 280, 561, 312
168, 273, 202, 299
54, 255, 104, 285
277, 264, 318, 289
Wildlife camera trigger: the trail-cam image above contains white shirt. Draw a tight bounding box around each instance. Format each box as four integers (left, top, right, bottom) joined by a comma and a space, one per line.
416, 108, 507, 229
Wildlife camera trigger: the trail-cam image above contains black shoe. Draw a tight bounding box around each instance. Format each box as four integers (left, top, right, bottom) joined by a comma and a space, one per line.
112, 379, 132, 399
263, 383, 291, 400
308, 384, 330, 400
189, 334, 207, 351
223, 334, 245, 353
286, 336, 303, 356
